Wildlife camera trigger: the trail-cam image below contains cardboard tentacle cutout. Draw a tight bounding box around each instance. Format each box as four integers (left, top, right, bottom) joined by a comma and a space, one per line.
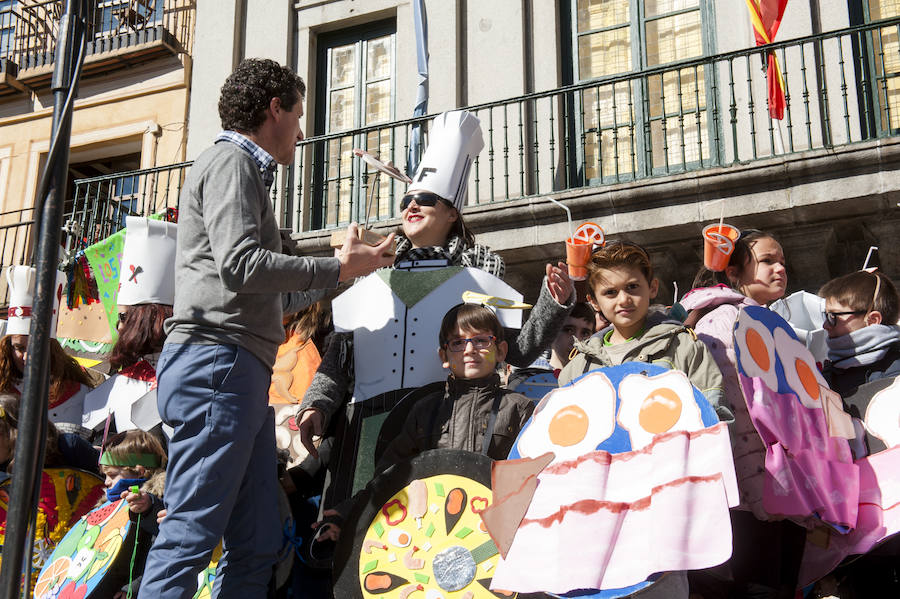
483, 363, 737, 597
334, 449, 511, 599
0, 469, 106, 592
731, 306, 900, 585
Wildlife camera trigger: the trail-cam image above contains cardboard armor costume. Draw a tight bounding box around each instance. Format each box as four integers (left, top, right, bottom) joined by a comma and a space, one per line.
82, 217, 177, 433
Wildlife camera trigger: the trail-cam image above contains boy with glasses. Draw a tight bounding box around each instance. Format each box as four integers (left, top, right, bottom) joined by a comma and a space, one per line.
820, 270, 900, 398
311, 302, 534, 543
376, 302, 535, 469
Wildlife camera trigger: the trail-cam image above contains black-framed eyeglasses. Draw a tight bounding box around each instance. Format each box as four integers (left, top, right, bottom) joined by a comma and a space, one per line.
400, 192, 450, 211
823, 310, 867, 327
445, 335, 496, 352
117, 312, 128, 327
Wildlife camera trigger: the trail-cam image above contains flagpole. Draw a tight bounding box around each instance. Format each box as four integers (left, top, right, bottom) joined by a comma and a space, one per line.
0, 2, 86, 596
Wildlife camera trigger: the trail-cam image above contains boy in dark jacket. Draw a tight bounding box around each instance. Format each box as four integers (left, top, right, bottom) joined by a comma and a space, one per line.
314, 303, 534, 543
377, 303, 534, 470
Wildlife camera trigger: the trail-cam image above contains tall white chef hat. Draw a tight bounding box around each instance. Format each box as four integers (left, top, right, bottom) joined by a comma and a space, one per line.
405, 110, 484, 212
5, 265, 65, 336
116, 216, 177, 306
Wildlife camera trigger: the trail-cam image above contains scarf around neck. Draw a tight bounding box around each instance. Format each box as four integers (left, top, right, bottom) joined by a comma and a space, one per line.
826, 323, 900, 369
394, 234, 505, 278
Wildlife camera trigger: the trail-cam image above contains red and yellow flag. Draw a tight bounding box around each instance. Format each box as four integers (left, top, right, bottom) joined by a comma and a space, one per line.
746, 0, 790, 119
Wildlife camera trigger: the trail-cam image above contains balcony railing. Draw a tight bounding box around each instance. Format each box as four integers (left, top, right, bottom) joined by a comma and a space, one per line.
0, 0, 194, 92
0, 208, 35, 306
57, 16, 900, 253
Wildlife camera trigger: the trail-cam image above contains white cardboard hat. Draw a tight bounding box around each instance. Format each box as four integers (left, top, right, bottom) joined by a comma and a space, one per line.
5, 265, 35, 336
117, 216, 177, 306
4, 265, 65, 337
406, 110, 484, 212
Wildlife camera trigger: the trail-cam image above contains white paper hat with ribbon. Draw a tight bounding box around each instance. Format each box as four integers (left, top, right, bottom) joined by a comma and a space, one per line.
406, 110, 484, 212
5, 265, 69, 337
6, 265, 35, 336
117, 216, 178, 306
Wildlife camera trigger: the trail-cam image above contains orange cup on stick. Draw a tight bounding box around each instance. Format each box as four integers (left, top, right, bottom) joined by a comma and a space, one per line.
566, 222, 605, 281
702, 223, 740, 272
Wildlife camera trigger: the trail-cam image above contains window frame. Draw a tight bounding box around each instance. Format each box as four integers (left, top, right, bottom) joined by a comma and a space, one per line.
312, 18, 398, 229
569, 0, 718, 184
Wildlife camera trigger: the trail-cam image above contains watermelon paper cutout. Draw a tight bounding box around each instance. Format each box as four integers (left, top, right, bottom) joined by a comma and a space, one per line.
35, 499, 136, 599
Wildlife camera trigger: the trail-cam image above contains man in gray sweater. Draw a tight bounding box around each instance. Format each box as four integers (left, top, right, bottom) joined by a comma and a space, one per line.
137, 58, 394, 599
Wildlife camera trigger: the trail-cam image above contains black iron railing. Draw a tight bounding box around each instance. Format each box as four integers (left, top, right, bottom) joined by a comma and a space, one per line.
0, 208, 35, 306
0, 0, 194, 73
59, 16, 900, 252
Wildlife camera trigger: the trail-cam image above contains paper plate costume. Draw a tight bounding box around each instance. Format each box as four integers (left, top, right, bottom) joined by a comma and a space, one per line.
482, 363, 737, 598
0, 468, 106, 591
81, 216, 177, 434
34, 498, 141, 599
333, 449, 508, 599
731, 307, 900, 585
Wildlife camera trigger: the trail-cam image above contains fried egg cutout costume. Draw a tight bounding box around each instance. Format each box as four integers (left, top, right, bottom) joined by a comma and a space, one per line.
732, 307, 858, 529
485, 363, 737, 598
733, 307, 900, 586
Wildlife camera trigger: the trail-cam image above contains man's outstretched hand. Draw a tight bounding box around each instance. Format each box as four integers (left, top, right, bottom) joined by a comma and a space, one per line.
337, 222, 395, 282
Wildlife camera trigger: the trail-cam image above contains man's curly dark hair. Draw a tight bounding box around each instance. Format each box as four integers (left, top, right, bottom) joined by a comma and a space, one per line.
218, 58, 306, 133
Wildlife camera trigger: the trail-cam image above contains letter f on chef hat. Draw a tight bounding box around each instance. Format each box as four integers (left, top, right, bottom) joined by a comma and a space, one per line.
406, 110, 484, 213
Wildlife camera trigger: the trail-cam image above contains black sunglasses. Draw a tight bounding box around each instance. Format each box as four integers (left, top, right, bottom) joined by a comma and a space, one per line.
400, 193, 451, 211
823, 310, 867, 327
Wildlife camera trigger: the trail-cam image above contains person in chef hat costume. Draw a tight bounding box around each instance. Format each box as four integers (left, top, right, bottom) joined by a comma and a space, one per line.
0, 265, 95, 438
83, 216, 177, 435
391, 110, 505, 271
296, 111, 576, 487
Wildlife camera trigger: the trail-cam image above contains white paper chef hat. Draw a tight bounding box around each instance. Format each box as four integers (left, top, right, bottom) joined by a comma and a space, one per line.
117, 216, 177, 306
6, 265, 35, 336
406, 110, 484, 212
4, 265, 65, 337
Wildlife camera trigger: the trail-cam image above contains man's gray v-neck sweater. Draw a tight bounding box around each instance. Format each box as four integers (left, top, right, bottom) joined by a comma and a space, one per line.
165, 142, 340, 367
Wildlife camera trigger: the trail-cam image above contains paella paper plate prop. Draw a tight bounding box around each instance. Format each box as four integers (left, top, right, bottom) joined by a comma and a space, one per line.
485, 363, 737, 598
334, 449, 513, 599
732, 306, 859, 528
34, 498, 140, 599
0, 469, 105, 589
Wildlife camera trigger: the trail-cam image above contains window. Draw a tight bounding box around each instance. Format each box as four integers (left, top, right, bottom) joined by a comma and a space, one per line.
573, 0, 713, 181
94, 0, 164, 35
0, 1, 14, 56
864, 0, 900, 133
314, 20, 397, 229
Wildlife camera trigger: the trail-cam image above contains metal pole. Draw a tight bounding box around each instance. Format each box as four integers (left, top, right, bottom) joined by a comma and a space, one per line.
0, 1, 85, 596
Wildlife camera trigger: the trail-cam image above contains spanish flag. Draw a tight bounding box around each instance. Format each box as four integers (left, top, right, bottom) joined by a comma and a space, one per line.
746, 0, 789, 120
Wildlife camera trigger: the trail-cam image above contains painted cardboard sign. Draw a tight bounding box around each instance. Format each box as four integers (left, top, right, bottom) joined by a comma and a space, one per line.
485, 363, 737, 597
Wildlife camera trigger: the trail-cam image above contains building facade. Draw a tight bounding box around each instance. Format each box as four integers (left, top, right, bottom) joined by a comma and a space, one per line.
0, 0, 195, 302
10, 0, 898, 308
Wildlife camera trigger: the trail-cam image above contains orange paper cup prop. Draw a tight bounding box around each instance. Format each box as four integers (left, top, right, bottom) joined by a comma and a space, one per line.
566, 222, 605, 281
702, 223, 740, 272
